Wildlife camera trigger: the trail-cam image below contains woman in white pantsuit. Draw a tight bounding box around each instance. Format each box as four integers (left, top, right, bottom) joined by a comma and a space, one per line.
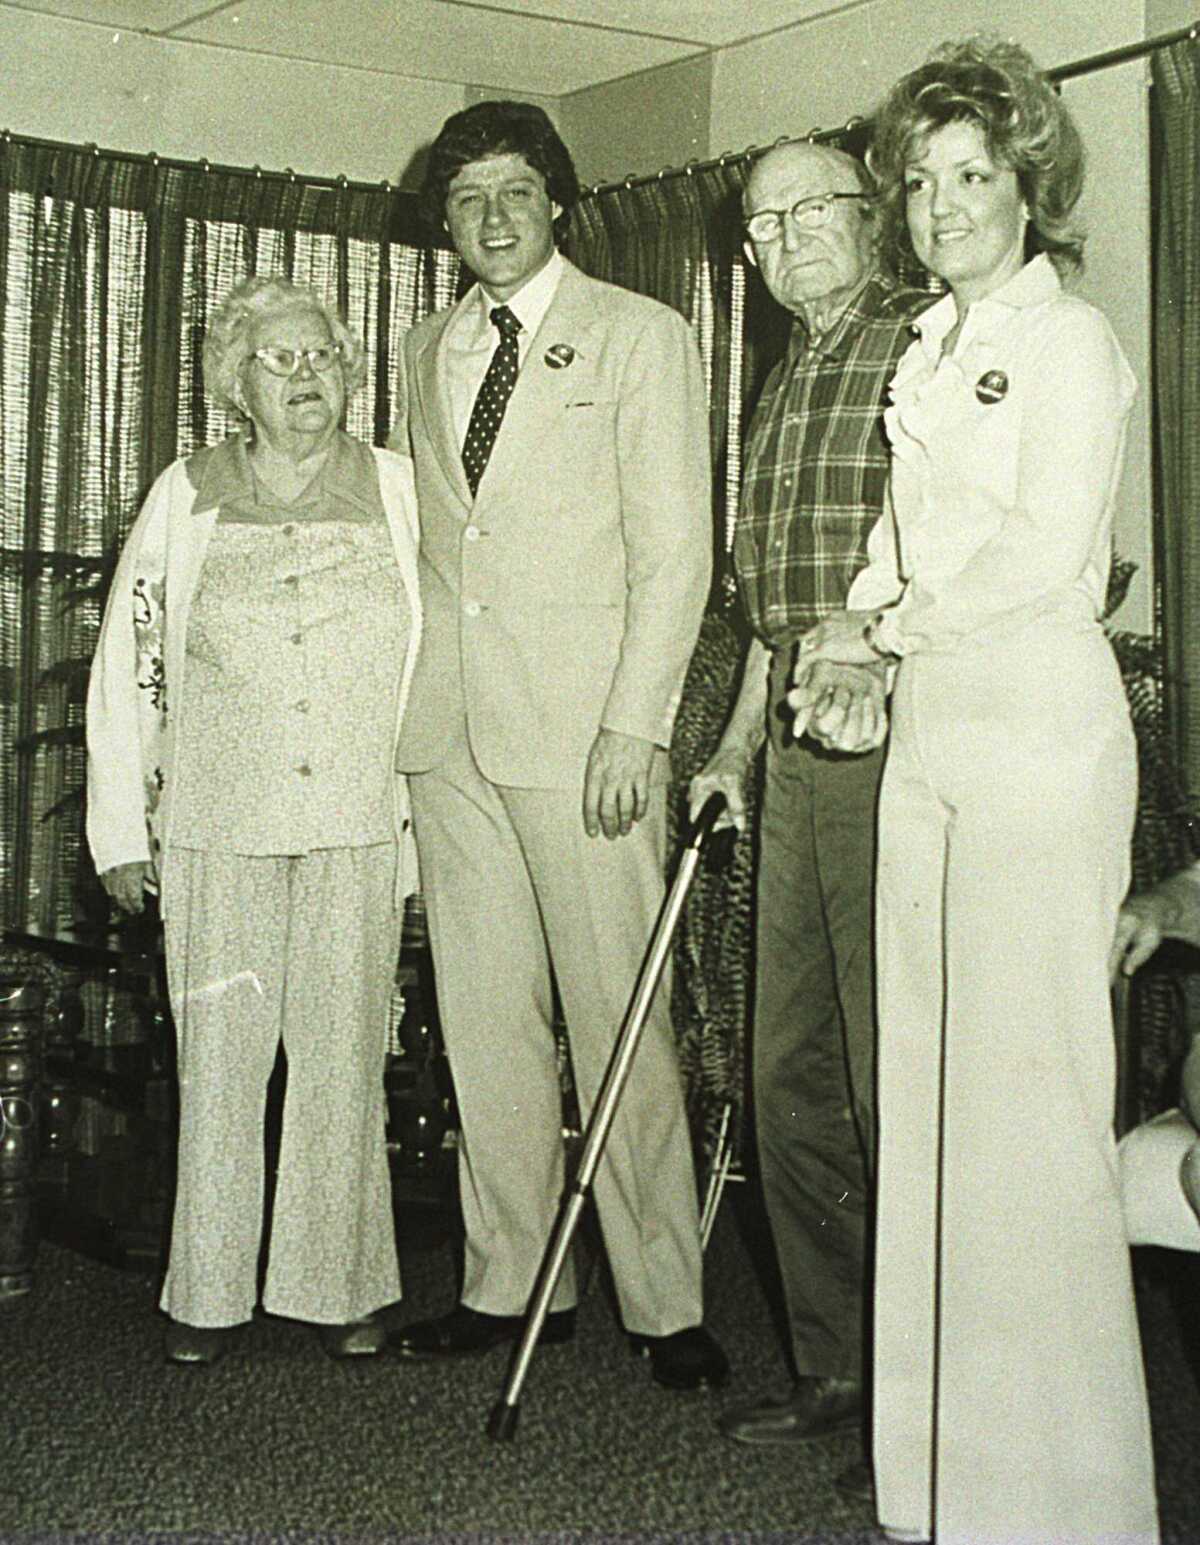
793, 39, 1159, 1545
87, 278, 422, 1365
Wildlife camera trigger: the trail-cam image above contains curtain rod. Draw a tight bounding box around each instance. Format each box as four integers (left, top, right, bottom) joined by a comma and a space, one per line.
0, 127, 409, 200
580, 16, 1200, 199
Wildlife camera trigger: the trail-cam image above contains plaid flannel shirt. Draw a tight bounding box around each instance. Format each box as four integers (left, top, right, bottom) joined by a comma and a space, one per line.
734, 271, 933, 645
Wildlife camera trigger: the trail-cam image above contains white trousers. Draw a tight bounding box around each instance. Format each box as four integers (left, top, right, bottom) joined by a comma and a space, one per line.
160, 845, 402, 1328
872, 623, 1158, 1545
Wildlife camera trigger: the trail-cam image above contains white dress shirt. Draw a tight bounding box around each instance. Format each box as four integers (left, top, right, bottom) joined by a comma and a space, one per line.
848, 255, 1137, 656
445, 249, 565, 450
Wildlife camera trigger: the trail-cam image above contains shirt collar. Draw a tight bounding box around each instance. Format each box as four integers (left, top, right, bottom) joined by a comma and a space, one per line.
909, 254, 1061, 360
191, 427, 376, 514
791, 270, 901, 362
478, 247, 564, 340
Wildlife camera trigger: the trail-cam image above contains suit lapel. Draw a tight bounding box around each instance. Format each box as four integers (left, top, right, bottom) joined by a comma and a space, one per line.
478, 262, 604, 499
413, 297, 473, 509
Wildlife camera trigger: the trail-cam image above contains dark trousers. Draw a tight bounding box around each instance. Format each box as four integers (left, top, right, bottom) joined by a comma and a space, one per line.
753, 706, 883, 1382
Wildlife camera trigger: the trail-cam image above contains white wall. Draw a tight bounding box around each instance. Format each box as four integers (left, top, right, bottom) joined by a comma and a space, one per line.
558, 53, 712, 191
0, 8, 464, 187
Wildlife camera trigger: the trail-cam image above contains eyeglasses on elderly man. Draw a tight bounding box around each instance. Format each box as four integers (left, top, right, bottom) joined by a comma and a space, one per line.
744, 190, 872, 245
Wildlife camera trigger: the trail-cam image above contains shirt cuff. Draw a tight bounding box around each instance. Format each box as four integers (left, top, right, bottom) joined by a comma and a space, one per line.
867, 607, 906, 659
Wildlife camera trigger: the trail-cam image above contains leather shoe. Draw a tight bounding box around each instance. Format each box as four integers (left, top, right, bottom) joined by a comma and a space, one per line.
388, 1303, 576, 1360
718, 1375, 863, 1444
318, 1314, 386, 1359
163, 1321, 238, 1366
629, 1325, 730, 1390
835, 1457, 875, 1504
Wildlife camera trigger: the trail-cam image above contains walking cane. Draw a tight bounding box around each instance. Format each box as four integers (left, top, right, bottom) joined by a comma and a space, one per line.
487, 790, 727, 1441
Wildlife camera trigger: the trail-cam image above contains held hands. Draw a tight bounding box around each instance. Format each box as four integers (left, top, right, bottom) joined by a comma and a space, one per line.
787, 658, 889, 753
100, 860, 152, 915
584, 728, 656, 839
795, 609, 881, 668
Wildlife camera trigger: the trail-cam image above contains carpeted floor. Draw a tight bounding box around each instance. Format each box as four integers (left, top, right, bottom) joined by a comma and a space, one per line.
5, 1187, 1200, 1544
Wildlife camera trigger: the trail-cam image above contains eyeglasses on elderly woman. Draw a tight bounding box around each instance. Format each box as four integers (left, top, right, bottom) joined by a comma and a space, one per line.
744, 191, 872, 245
247, 343, 345, 378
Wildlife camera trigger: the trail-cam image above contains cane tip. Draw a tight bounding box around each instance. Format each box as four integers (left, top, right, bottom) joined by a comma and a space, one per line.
487, 1402, 520, 1442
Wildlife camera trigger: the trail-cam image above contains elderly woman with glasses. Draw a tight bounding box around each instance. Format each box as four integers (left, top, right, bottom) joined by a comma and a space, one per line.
86, 276, 421, 1365
790, 37, 1157, 1545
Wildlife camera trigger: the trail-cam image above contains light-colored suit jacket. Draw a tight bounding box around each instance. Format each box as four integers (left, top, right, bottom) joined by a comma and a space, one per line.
389, 258, 711, 789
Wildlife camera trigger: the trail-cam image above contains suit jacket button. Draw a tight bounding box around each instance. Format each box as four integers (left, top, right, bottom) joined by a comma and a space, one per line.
465, 525, 480, 542
464, 600, 481, 617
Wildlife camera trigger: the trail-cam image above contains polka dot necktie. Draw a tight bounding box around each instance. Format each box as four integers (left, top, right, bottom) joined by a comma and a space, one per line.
462, 304, 522, 498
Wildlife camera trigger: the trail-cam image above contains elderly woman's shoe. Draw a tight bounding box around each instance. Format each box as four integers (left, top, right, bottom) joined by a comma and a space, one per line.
163, 1320, 238, 1365
319, 1314, 386, 1360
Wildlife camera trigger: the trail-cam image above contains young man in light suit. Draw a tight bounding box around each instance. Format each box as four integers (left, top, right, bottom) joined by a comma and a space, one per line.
386, 101, 727, 1391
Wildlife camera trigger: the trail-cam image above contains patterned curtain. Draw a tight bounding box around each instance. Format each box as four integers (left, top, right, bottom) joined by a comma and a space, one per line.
1129, 38, 1200, 1120
0, 136, 457, 935
1153, 40, 1200, 789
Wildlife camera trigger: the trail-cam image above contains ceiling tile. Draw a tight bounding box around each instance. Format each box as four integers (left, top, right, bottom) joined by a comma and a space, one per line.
0, 0, 217, 29
453, 0, 841, 48
166, 0, 700, 95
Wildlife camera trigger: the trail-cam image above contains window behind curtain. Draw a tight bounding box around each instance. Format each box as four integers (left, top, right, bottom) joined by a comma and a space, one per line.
0, 139, 456, 932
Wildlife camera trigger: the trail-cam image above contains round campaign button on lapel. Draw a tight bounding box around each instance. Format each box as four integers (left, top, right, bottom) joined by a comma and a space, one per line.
975, 369, 1009, 405
544, 343, 575, 369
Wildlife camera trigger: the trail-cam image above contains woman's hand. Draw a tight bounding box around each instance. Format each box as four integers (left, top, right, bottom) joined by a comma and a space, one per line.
100, 860, 151, 915
795, 609, 880, 667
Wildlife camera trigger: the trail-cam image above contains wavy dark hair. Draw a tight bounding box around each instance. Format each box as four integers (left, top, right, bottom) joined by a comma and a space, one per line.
420, 100, 580, 246
868, 37, 1086, 279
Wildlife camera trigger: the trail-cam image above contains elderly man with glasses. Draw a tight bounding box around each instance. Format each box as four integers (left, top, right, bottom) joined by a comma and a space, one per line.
690, 142, 931, 1471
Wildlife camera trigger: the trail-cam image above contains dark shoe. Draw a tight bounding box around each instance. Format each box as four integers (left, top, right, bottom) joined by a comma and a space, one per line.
388, 1303, 576, 1361
718, 1376, 863, 1445
629, 1325, 730, 1391
835, 1457, 875, 1505
318, 1314, 386, 1360
163, 1321, 238, 1366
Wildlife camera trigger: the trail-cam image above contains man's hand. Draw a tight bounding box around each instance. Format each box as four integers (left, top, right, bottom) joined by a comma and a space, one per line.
1109, 894, 1169, 981
583, 729, 656, 839
1109, 866, 1200, 981
787, 657, 888, 752
689, 744, 753, 834
796, 659, 889, 753
101, 860, 151, 915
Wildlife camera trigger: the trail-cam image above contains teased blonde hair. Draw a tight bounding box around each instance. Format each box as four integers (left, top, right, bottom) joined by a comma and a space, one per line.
869, 36, 1086, 279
